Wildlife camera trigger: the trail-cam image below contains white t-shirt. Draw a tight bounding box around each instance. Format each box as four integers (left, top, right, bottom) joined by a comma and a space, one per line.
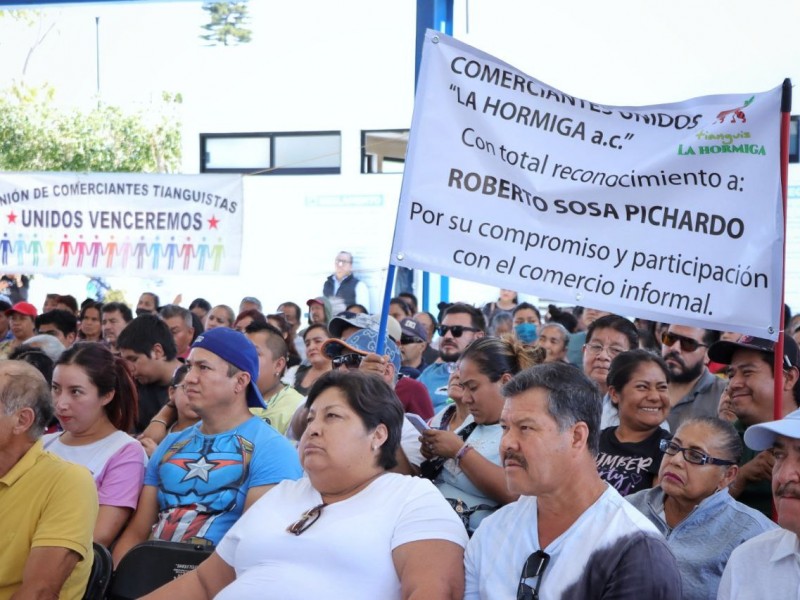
215, 474, 468, 600
465, 485, 681, 599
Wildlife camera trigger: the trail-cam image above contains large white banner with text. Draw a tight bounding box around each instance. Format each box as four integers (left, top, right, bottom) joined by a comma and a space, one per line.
0, 172, 243, 277
391, 31, 784, 339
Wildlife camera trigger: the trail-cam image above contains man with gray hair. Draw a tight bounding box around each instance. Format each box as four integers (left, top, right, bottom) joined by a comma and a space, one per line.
465, 363, 680, 599
0, 361, 97, 599
160, 304, 195, 360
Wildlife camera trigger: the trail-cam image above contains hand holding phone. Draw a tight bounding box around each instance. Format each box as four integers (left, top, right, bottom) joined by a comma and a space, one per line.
406, 413, 430, 433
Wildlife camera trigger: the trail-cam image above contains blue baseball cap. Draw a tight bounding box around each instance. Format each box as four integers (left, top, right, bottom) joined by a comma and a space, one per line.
190, 327, 266, 409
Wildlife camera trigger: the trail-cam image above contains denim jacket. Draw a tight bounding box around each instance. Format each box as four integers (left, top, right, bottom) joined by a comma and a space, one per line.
626, 487, 776, 600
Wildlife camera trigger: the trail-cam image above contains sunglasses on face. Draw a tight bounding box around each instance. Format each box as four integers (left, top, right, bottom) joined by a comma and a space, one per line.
331, 353, 363, 369
400, 335, 422, 345
659, 439, 736, 466
661, 332, 707, 353
286, 503, 326, 535
437, 325, 479, 338
516, 550, 550, 600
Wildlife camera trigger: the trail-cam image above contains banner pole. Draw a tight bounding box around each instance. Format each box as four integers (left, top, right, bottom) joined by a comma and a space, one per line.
774, 78, 792, 420
376, 263, 397, 355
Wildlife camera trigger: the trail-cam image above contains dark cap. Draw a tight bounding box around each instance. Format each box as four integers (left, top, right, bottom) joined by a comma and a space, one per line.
190, 327, 266, 408
708, 333, 800, 370
399, 317, 427, 342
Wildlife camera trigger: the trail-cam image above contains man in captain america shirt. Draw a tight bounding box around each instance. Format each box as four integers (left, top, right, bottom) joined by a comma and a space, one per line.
112, 327, 302, 566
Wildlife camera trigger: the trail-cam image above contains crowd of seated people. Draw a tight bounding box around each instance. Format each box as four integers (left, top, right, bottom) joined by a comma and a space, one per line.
2, 281, 800, 599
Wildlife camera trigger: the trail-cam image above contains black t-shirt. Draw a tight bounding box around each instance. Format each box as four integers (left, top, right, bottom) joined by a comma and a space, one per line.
135, 382, 169, 434
596, 427, 672, 496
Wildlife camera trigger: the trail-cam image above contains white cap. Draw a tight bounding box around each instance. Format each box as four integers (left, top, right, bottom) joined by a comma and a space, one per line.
744, 408, 800, 451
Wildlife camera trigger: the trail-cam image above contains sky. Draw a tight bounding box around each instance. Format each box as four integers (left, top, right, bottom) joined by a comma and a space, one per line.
0, 0, 798, 314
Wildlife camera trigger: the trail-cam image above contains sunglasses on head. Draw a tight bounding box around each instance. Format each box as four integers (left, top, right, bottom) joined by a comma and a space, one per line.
661, 332, 707, 353
331, 353, 363, 369
437, 325, 479, 338
516, 550, 550, 600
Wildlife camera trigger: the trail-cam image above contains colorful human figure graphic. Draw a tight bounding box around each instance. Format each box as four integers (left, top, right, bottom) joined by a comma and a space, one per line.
210, 238, 225, 271
59, 235, 73, 267
74, 235, 88, 268
45, 236, 56, 266
14, 235, 25, 267
150, 237, 162, 270
1, 234, 12, 265
196, 238, 210, 271
164, 236, 179, 270
27, 235, 42, 267
105, 236, 118, 269
179, 237, 195, 271
133, 237, 148, 269
88, 235, 105, 269
119, 238, 132, 270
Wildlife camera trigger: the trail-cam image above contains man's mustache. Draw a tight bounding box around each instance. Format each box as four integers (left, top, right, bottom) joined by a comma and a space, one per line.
503, 450, 528, 469
776, 482, 800, 499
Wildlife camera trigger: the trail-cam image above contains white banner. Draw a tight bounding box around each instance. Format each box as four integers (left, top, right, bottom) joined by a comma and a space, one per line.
391, 31, 784, 339
0, 172, 243, 277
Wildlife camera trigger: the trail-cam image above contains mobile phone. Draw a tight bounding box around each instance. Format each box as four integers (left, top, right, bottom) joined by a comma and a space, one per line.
406, 413, 430, 433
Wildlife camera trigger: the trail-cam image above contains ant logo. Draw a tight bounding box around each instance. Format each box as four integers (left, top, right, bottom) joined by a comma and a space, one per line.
715, 96, 754, 124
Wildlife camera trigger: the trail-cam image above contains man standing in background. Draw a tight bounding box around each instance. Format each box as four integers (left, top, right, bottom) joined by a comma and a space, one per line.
322, 251, 370, 312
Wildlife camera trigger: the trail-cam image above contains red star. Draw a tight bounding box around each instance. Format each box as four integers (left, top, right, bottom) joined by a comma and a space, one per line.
7, 212, 17, 224
208, 215, 220, 229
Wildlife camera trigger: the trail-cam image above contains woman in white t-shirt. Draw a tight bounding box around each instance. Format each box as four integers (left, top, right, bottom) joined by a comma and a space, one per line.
43, 341, 146, 547
141, 370, 468, 600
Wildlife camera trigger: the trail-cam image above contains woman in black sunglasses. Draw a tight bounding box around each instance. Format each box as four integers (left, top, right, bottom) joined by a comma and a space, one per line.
420, 337, 544, 534
626, 417, 776, 599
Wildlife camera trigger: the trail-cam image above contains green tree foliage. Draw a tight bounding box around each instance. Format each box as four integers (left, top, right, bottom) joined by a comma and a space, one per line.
200, 1, 252, 46
0, 84, 183, 173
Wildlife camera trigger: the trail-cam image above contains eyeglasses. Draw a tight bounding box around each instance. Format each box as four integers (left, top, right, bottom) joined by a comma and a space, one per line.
661, 332, 707, 353
286, 503, 326, 535
437, 325, 479, 338
331, 353, 363, 369
659, 439, 737, 466
584, 342, 626, 358
516, 550, 550, 600
400, 335, 422, 345
335, 259, 352, 265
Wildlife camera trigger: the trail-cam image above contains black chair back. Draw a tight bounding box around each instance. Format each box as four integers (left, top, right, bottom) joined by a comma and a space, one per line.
108, 540, 213, 600
82, 542, 113, 600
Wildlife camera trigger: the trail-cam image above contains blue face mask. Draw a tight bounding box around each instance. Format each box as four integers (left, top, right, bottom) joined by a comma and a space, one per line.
515, 323, 538, 344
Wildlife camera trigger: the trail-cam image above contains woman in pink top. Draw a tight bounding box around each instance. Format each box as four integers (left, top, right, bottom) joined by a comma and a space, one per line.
43, 342, 146, 547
